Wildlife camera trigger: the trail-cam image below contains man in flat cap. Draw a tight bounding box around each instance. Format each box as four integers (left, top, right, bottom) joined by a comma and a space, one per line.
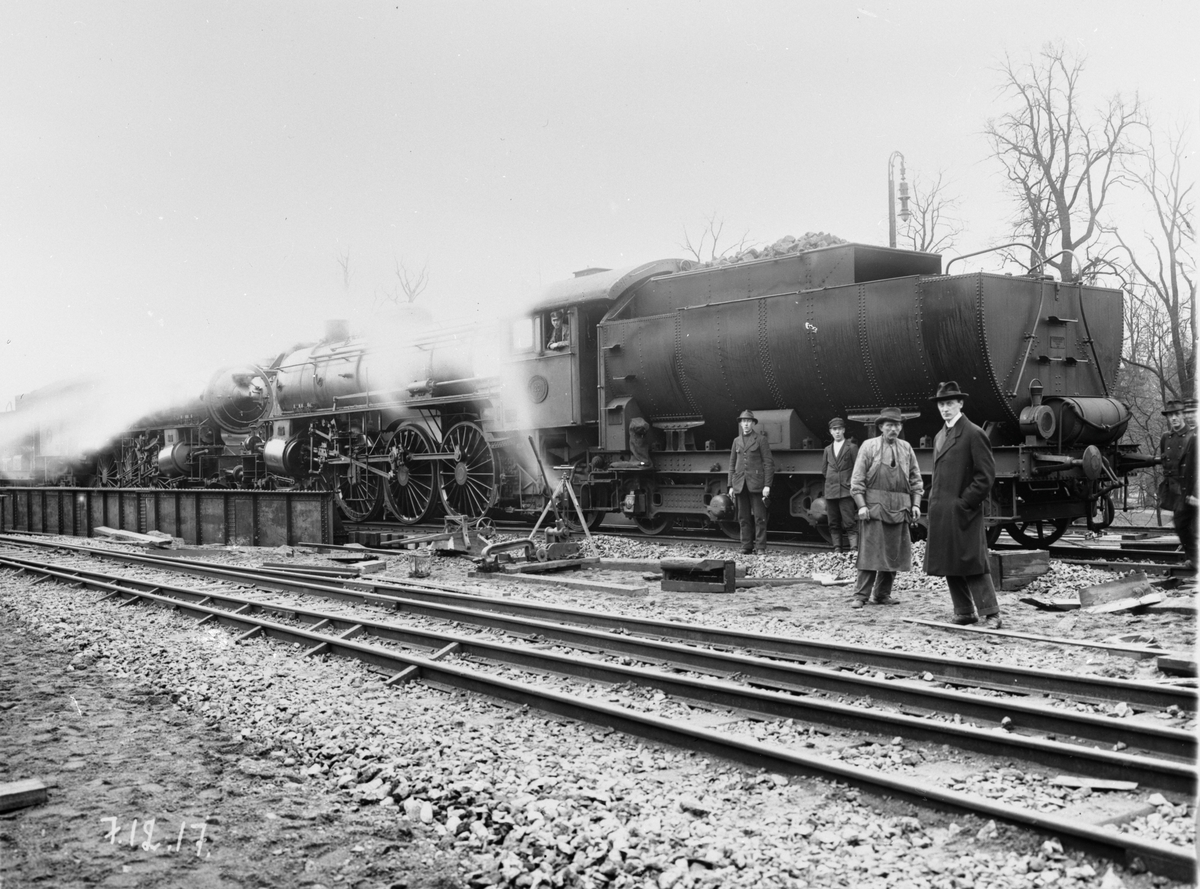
821, 417, 859, 553
923, 381, 1002, 628
1159, 398, 1197, 565
849, 407, 923, 607
728, 410, 774, 554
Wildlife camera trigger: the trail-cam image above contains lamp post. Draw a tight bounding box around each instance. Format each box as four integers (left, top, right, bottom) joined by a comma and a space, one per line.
888, 151, 911, 248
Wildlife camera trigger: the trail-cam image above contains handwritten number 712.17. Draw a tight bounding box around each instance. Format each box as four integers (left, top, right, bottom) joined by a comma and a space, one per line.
101, 817, 208, 856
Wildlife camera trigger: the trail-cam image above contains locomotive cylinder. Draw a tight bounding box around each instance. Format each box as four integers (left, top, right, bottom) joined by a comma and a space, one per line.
157, 442, 192, 478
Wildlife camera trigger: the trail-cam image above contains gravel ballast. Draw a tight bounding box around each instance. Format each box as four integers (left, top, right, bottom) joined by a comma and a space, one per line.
0, 534, 1194, 889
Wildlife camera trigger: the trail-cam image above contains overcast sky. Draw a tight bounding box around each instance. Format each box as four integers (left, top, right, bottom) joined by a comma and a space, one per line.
1, 1, 1196, 409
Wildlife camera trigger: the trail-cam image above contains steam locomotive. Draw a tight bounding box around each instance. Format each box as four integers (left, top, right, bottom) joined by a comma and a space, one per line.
2, 241, 1154, 547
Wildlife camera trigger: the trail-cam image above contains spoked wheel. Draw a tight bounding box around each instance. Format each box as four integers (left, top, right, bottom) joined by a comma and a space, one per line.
985, 524, 1004, 547
332, 443, 384, 522
1004, 518, 1069, 549
439, 421, 498, 518
635, 515, 675, 535
92, 453, 121, 487
383, 423, 437, 525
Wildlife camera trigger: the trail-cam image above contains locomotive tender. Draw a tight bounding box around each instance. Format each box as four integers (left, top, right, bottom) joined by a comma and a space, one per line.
5, 242, 1149, 547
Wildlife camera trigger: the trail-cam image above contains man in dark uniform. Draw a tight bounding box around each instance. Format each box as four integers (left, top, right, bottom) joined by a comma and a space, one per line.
923, 381, 1002, 628
547, 310, 570, 350
728, 410, 774, 554
1159, 398, 1197, 565
821, 417, 859, 553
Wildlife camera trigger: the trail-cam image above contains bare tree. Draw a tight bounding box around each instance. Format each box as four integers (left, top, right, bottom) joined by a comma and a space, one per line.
335, 250, 353, 292
985, 43, 1143, 280
372, 257, 429, 311
679, 213, 751, 264
1107, 126, 1196, 402
899, 171, 965, 254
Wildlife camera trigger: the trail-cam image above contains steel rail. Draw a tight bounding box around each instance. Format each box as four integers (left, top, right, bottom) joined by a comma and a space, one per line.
1, 535, 1193, 715
17, 550, 1193, 759
1, 557, 1192, 881
2, 553, 1194, 792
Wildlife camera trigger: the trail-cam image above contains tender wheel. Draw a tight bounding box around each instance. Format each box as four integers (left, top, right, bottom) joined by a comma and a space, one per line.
439, 421, 497, 518
719, 521, 741, 540
382, 423, 437, 525
985, 524, 1004, 547
1005, 518, 1069, 549
635, 515, 675, 535
333, 441, 384, 522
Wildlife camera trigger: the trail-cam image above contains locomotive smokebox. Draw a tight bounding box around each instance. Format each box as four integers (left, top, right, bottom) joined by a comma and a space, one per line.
204, 365, 274, 434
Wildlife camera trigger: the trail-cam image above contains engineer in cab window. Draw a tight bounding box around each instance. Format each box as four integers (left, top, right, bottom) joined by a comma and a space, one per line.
547, 310, 570, 351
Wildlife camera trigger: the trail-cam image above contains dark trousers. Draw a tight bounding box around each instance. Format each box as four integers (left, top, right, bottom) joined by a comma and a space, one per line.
1174, 504, 1197, 564
946, 573, 1000, 617
827, 497, 857, 546
854, 570, 894, 603
736, 489, 769, 551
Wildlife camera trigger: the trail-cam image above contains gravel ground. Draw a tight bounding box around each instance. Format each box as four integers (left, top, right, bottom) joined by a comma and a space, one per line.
0, 533, 1195, 889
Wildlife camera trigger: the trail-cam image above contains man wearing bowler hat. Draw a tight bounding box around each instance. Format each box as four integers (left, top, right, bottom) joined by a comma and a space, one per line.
924, 381, 1002, 628
849, 407, 923, 607
821, 417, 859, 553
1158, 398, 1197, 565
728, 410, 774, 554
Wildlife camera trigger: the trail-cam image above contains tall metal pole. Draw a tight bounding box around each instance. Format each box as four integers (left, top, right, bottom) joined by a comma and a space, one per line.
887, 150, 906, 249
888, 162, 897, 248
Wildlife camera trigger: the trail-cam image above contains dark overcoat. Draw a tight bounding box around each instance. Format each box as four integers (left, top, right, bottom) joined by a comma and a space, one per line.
821, 439, 859, 499
728, 430, 775, 493
1159, 428, 1193, 511
923, 415, 995, 576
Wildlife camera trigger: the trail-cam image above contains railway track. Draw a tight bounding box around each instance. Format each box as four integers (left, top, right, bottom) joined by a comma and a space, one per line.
1, 537, 1195, 879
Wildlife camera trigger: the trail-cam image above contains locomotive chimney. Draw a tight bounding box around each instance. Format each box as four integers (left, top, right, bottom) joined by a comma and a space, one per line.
324, 319, 350, 342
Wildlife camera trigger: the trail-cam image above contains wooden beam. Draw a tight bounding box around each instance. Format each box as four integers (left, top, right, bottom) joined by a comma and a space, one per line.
0, 778, 48, 813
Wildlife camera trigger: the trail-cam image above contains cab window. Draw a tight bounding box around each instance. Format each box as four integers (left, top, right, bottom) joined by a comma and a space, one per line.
510, 317, 536, 353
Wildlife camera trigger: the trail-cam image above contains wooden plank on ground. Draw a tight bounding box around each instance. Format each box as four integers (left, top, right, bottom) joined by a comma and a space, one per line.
599, 558, 746, 577
1051, 776, 1138, 791
501, 557, 598, 575
1157, 655, 1198, 677
1079, 573, 1151, 607
1083, 592, 1164, 614
93, 526, 173, 548
502, 573, 647, 597
0, 778, 48, 813
901, 617, 1166, 659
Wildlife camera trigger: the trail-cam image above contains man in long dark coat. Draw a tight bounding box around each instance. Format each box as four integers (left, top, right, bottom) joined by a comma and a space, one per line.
923, 381, 1002, 628
728, 410, 774, 554
1159, 398, 1198, 565
821, 417, 859, 553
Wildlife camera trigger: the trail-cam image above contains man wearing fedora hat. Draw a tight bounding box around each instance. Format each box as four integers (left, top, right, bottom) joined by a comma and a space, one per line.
848, 407, 923, 607
1159, 398, 1197, 565
728, 409, 774, 554
821, 417, 859, 554
924, 381, 1002, 628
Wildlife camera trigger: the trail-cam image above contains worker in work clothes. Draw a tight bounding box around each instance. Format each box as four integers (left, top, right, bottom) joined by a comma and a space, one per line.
728, 410, 774, 554
821, 417, 859, 553
1159, 398, 1198, 565
849, 407, 923, 607
923, 381, 1002, 628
